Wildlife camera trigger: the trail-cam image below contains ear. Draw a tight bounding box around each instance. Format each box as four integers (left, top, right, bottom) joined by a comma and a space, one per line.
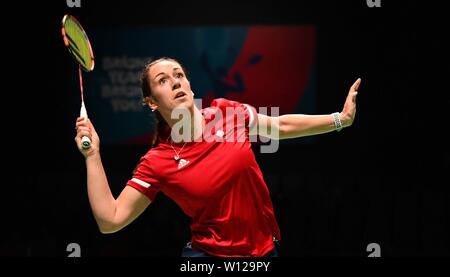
144, 96, 158, 111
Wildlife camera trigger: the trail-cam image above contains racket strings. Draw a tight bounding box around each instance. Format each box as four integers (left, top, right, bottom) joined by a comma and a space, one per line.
62, 15, 94, 71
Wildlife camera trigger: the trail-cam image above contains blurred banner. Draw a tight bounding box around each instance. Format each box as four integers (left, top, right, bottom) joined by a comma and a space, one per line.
72, 26, 316, 145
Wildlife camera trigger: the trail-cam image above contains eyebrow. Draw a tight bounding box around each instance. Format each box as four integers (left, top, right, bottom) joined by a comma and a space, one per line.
153, 67, 182, 81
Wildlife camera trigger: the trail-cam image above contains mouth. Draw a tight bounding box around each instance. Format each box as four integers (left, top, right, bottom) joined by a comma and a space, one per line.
174, 91, 187, 99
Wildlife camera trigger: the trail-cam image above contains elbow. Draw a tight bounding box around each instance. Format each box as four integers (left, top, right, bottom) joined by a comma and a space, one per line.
99, 227, 117, 234
98, 225, 117, 234
97, 221, 122, 234
277, 119, 290, 139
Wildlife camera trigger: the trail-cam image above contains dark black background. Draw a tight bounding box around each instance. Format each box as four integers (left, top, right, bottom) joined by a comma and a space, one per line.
2, 0, 449, 259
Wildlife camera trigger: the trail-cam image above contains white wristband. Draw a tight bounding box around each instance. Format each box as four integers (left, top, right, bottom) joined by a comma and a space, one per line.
332, 112, 343, 132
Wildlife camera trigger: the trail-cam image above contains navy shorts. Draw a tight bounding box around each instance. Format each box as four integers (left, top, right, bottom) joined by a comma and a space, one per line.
181, 240, 280, 257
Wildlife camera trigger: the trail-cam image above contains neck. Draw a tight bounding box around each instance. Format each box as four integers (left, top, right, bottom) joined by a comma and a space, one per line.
167, 105, 204, 143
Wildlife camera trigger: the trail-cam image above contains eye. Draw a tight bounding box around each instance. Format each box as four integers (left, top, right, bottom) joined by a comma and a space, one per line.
159, 78, 167, 85
175, 72, 184, 78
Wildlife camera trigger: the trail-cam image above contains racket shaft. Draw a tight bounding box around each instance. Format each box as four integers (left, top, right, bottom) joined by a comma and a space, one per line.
80, 102, 91, 149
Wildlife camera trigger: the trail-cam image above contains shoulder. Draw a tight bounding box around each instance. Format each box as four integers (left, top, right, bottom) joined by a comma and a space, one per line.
206, 98, 257, 128
208, 98, 254, 114
139, 145, 168, 166
210, 98, 243, 109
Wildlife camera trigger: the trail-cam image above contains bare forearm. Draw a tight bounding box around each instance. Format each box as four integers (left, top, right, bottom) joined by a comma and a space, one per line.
85, 153, 117, 230
279, 113, 343, 139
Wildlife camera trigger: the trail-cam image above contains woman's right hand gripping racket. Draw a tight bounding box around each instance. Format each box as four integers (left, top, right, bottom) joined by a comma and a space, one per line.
61, 14, 95, 149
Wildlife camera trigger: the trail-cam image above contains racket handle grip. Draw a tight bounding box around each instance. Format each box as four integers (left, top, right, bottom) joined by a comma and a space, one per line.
80, 102, 91, 149
81, 136, 91, 149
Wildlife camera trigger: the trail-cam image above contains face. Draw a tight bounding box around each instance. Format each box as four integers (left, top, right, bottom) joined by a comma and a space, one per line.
147, 60, 194, 117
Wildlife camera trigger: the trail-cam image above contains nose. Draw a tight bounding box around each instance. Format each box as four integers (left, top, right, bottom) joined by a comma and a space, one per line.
172, 80, 181, 91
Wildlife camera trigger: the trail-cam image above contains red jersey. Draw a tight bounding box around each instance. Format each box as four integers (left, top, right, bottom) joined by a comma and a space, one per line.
127, 98, 281, 257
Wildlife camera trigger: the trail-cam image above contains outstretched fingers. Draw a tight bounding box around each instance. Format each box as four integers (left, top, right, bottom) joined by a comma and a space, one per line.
350, 78, 361, 93
349, 78, 361, 103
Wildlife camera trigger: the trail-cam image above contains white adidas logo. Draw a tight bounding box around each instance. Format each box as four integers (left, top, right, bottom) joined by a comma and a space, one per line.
178, 159, 189, 169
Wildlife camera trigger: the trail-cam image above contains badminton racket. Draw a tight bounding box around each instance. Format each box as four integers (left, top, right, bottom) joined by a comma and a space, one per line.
61, 14, 95, 149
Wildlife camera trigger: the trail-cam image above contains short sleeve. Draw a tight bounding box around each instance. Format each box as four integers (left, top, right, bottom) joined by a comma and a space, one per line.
126, 155, 161, 202
210, 98, 258, 130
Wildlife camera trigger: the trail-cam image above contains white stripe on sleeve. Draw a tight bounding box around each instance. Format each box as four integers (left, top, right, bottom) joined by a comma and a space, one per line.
243, 104, 256, 127
131, 178, 151, 188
